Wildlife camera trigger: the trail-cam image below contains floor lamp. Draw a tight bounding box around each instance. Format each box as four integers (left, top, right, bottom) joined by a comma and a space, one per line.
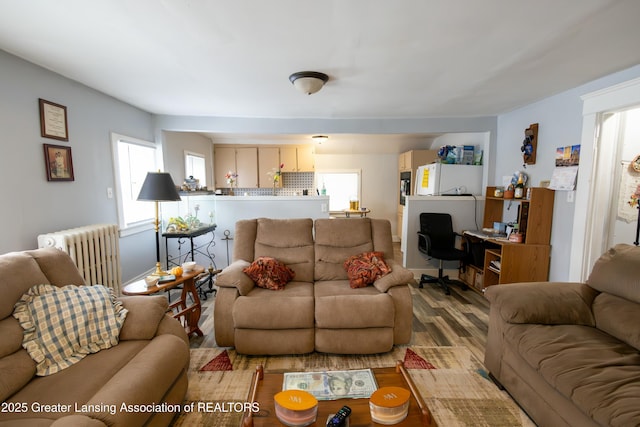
137, 171, 182, 276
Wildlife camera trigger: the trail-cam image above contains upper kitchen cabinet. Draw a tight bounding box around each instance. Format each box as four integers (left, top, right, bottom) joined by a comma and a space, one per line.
214, 146, 258, 188
399, 149, 438, 173
258, 147, 282, 188
235, 147, 258, 188
297, 145, 315, 172
281, 146, 314, 172
214, 147, 235, 188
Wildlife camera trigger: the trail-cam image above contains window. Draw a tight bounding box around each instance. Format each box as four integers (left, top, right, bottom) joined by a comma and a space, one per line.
315, 169, 361, 212
111, 133, 158, 235
185, 151, 206, 188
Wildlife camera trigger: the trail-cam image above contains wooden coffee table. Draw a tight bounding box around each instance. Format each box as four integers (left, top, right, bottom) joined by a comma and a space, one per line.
242, 360, 435, 426
122, 266, 205, 337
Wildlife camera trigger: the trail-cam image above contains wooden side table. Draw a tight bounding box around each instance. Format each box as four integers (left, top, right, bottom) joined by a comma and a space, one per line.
122, 266, 205, 337
344, 209, 371, 217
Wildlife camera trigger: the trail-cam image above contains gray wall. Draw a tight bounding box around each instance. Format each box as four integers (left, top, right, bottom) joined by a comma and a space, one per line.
0, 50, 156, 282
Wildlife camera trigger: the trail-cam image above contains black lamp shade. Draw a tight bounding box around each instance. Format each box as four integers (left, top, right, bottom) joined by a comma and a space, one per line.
137, 172, 181, 202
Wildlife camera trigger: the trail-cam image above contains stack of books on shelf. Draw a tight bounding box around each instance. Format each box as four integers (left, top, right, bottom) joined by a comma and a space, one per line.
489, 260, 501, 273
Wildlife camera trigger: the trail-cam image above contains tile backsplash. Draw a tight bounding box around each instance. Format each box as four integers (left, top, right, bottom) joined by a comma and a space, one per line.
223, 172, 316, 196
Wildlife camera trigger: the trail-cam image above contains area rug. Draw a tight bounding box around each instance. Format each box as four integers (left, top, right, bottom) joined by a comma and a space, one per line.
172, 346, 535, 427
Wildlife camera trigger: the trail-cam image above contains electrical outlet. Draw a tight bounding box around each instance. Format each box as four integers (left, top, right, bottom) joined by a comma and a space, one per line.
321, 203, 327, 212
107, 187, 113, 199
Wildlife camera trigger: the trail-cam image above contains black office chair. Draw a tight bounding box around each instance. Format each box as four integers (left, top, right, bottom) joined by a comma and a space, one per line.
417, 213, 468, 295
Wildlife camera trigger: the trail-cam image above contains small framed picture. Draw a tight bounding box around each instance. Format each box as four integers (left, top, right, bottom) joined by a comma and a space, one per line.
39, 98, 69, 141
43, 144, 74, 181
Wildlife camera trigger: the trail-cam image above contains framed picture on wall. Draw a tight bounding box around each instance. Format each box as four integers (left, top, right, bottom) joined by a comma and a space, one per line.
43, 144, 74, 181
39, 98, 69, 141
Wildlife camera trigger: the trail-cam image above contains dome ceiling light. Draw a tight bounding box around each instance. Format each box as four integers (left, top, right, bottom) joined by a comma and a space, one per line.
289, 71, 329, 95
311, 135, 329, 144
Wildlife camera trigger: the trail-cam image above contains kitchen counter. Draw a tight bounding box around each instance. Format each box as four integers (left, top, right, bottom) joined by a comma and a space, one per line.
211, 195, 328, 201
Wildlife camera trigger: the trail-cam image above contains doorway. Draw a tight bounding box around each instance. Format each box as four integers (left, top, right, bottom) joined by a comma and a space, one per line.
570, 77, 640, 281
606, 108, 640, 247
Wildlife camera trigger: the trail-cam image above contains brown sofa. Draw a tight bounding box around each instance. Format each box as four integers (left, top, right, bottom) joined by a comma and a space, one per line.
215, 217, 414, 355
485, 244, 640, 427
0, 248, 189, 427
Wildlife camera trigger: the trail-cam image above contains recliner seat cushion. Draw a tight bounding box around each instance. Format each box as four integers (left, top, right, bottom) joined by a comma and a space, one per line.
506, 323, 640, 427
315, 281, 394, 329
233, 282, 314, 329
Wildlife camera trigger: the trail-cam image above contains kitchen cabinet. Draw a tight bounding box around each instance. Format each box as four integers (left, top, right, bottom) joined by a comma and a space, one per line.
214, 147, 236, 188
297, 145, 315, 171
235, 147, 258, 188
214, 147, 258, 188
281, 146, 314, 172
215, 144, 313, 189
280, 147, 297, 172
258, 147, 281, 188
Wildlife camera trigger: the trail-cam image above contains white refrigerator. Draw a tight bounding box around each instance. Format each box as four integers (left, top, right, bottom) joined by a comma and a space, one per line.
414, 163, 483, 196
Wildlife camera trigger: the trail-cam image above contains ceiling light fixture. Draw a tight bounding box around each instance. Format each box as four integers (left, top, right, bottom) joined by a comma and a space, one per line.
312, 135, 329, 143
289, 71, 329, 95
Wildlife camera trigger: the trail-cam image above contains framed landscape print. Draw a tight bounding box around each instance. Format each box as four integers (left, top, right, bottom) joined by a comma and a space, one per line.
39, 98, 69, 141
43, 144, 74, 181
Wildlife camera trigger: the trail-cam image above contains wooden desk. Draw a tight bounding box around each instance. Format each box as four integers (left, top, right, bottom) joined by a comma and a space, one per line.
122, 266, 205, 337
461, 231, 550, 293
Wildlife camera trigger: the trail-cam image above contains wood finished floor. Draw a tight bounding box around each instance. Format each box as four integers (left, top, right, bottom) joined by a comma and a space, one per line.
186, 243, 490, 363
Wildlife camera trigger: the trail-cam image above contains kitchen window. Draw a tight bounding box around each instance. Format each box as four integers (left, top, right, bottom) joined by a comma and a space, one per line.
185, 151, 206, 188
315, 169, 361, 212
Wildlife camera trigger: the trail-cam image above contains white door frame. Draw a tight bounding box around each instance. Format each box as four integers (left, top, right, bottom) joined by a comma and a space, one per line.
569, 77, 640, 281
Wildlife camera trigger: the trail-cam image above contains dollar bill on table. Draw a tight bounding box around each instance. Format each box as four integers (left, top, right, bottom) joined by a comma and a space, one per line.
282, 369, 378, 400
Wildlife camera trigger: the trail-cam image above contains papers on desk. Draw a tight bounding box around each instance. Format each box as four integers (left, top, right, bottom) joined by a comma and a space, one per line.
488, 260, 501, 273
464, 229, 507, 239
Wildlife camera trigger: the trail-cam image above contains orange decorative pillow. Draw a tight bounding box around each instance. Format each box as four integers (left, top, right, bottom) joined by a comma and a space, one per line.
343, 252, 391, 288
243, 256, 295, 290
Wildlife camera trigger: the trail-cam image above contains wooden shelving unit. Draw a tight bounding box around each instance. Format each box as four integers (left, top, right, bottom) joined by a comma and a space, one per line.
460, 186, 554, 293
483, 186, 554, 244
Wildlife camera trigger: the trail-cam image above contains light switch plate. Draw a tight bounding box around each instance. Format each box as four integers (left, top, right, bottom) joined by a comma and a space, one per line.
567, 191, 575, 203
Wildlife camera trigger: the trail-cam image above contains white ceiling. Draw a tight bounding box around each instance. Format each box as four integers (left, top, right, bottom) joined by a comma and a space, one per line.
1, 0, 639, 149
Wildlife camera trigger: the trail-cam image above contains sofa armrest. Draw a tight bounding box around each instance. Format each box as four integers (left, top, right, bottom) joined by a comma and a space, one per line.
117, 295, 169, 340
156, 313, 189, 346
216, 260, 254, 295
485, 282, 598, 326
373, 259, 415, 293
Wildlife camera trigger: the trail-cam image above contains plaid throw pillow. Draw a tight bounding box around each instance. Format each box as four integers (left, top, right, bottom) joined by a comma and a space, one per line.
12, 284, 128, 376
343, 251, 391, 288
243, 256, 295, 290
